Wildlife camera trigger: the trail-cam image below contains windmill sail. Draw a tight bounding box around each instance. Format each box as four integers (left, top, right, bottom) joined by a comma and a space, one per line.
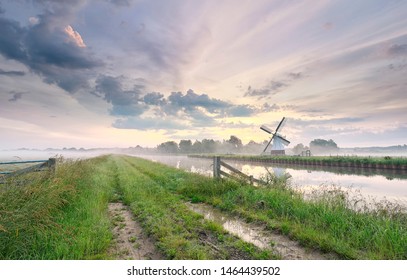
260, 117, 290, 155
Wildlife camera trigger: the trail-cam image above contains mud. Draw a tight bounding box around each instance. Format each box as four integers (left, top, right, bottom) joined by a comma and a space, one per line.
187, 203, 336, 260
108, 202, 163, 260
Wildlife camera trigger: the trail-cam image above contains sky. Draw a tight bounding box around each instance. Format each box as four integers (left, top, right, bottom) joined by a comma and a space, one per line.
0, 0, 406, 150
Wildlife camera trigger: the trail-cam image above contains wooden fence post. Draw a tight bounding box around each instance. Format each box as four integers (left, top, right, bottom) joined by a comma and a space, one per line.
213, 156, 221, 178
48, 158, 56, 173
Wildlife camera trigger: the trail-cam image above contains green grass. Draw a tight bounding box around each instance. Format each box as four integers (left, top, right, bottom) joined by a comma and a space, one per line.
189, 154, 407, 168
123, 155, 407, 260
0, 155, 274, 260
0, 156, 116, 259
112, 156, 274, 260
1, 154, 405, 259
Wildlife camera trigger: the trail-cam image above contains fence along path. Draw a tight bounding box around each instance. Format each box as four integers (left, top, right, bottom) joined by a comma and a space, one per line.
212, 156, 265, 186
0, 158, 56, 182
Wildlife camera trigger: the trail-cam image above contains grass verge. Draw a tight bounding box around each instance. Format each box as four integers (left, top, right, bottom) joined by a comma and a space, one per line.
122, 155, 407, 260
0, 156, 115, 259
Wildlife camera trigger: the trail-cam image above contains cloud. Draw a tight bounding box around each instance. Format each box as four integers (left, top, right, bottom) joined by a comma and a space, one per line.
168, 89, 229, 113
388, 44, 407, 57
244, 72, 304, 98
108, 0, 132, 7
64, 25, 86, 48
95, 75, 146, 116
8, 91, 27, 102
226, 105, 255, 117
0, 5, 102, 93
93, 77, 259, 129
245, 81, 287, 97
143, 92, 166, 106
0, 69, 25, 76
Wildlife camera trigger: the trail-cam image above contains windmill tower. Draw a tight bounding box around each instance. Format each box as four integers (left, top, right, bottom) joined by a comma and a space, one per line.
260, 117, 290, 155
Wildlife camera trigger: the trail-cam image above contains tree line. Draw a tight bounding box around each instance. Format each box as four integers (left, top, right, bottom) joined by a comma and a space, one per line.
138, 136, 340, 155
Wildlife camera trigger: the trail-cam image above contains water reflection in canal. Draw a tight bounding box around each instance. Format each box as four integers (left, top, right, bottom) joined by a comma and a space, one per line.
136, 155, 407, 207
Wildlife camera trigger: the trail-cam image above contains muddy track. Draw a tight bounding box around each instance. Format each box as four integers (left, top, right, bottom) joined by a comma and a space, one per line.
108, 202, 163, 260
188, 203, 337, 260
113, 157, 336, 259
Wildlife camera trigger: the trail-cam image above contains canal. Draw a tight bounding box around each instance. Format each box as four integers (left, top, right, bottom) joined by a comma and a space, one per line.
137, 155, 407, 208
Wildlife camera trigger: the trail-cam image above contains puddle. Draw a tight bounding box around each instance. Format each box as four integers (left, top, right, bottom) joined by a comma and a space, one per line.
187, 203, 333, 260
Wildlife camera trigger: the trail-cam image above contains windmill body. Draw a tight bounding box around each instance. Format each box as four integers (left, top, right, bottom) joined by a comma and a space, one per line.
260, 117, 290, 155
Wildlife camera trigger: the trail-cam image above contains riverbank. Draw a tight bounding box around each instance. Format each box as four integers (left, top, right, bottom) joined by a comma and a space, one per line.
188, 154, 407, 171
1, 155, 406, 259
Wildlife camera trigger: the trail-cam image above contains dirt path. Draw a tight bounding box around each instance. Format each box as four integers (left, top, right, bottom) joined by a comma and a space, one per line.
187, 203, 336, 260
108, 202, 163, 260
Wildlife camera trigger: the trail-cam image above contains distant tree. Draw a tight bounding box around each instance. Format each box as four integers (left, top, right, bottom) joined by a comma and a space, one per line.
179, 140, 192, 153
292, 143, 306, 155
157, 141, 179, 154
192, 140, 203, 153
309, 139, 338, 154
201, 139, 217, 153
244, 140, 263, 153
226, 135, 243, 151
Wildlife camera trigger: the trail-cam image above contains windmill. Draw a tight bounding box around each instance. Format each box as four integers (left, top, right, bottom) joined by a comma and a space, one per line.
260, 117, 290, 155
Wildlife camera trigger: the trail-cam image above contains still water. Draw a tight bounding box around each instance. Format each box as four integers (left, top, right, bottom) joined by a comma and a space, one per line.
137, 155, 407, 207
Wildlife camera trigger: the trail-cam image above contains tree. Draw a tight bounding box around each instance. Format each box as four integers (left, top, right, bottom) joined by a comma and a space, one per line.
201, 139, 217, 153
157, 141, 179, 154
244, 140, 263, 153
191, 140, 203, 153
179, 140, 192, 153
226, 135, 243, 151
309, 139, 339, 154
292, 143, 305, 155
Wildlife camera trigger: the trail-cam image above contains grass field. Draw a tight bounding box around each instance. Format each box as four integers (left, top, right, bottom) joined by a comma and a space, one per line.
1, 155, 406, 259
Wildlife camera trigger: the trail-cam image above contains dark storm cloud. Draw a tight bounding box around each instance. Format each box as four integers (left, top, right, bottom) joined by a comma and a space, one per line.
168, 89, 229, 113
95, 75, 146, 116
94, 77, 259, 129
0, 69, 25, 76
0, 6, 102, 93
0, 17, 27, 61
143, 92, 166, 106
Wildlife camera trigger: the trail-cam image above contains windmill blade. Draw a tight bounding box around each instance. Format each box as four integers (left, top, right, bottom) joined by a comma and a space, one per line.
262, 135, 275, 153
274, 117, 286, 134
260, 125, 273, 134
276, 135, 290, 146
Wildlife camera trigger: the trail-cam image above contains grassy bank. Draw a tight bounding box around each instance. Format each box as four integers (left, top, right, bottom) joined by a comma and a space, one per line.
123, 156, 407, 259
0, 157, 115, 259
189, 154, 407, 170
0, 155, 273, 260
1, 155, 405, 259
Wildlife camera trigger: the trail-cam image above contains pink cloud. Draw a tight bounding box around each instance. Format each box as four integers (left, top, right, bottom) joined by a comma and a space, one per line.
64, 25, 86, 48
